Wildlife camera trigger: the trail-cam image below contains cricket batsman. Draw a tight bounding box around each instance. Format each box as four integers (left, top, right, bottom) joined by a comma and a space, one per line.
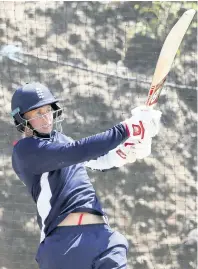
11, 82, 161, 269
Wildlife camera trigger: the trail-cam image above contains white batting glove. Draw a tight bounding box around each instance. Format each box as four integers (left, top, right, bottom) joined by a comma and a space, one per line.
133, 137, 152, 160
116, 136, 152, 164
122, 105, 162, 140
115, 139, 137, 165
132, 106, 162, 137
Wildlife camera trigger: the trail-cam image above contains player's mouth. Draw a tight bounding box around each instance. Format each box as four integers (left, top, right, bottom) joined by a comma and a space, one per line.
43, 123, 52, 128
38, 123, 53, 132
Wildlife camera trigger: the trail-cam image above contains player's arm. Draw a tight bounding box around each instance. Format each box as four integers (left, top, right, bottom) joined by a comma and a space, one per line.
15, 106, 161, 174
15, 123, 128, 174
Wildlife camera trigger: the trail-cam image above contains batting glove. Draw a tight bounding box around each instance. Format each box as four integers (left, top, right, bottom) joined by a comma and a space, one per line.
122, 105, 162, 140
116, 136, 152, 164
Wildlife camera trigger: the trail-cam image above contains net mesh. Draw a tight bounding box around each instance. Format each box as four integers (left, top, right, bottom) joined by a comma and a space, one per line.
0, 2, 197, 269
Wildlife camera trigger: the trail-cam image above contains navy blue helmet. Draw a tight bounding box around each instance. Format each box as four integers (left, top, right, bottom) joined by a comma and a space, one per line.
11, 82, 62, 133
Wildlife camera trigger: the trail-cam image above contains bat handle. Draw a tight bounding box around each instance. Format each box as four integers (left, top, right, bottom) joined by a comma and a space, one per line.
146, 77, 166, 108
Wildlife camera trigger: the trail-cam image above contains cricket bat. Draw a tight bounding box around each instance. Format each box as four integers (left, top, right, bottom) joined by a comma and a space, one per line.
146, 9, 196, 108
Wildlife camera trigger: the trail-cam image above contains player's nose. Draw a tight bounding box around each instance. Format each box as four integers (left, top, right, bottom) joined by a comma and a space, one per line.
42, 112, 53, 124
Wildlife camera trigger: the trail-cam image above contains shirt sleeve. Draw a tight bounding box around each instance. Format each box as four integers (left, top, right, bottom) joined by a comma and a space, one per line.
15, 123, 128, 174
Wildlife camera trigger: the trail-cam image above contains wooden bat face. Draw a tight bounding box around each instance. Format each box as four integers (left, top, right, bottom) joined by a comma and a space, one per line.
145, 9, 196, 108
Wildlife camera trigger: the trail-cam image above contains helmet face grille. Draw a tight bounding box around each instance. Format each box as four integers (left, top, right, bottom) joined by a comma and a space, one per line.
13, 108, 64, 137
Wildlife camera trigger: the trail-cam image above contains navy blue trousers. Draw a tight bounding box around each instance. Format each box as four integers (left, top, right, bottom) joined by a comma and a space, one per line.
36, 224, 128, 269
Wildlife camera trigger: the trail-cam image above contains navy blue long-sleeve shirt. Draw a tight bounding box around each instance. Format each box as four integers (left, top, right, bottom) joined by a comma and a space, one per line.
12, 123, 128, 242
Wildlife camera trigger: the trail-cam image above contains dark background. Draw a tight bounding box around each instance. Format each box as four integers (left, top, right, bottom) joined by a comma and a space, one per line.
0, 2, 197, 269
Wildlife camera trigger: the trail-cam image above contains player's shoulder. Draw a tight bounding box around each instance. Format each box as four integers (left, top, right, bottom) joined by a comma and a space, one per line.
13, 136, 45, 155
12, 131, 75, 155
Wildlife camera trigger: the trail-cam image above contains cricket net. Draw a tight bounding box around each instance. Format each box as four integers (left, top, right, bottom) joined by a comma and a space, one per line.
0, 2, 197, 269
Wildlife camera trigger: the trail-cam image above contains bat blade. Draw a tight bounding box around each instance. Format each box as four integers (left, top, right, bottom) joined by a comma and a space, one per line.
146, 9, 196, 107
